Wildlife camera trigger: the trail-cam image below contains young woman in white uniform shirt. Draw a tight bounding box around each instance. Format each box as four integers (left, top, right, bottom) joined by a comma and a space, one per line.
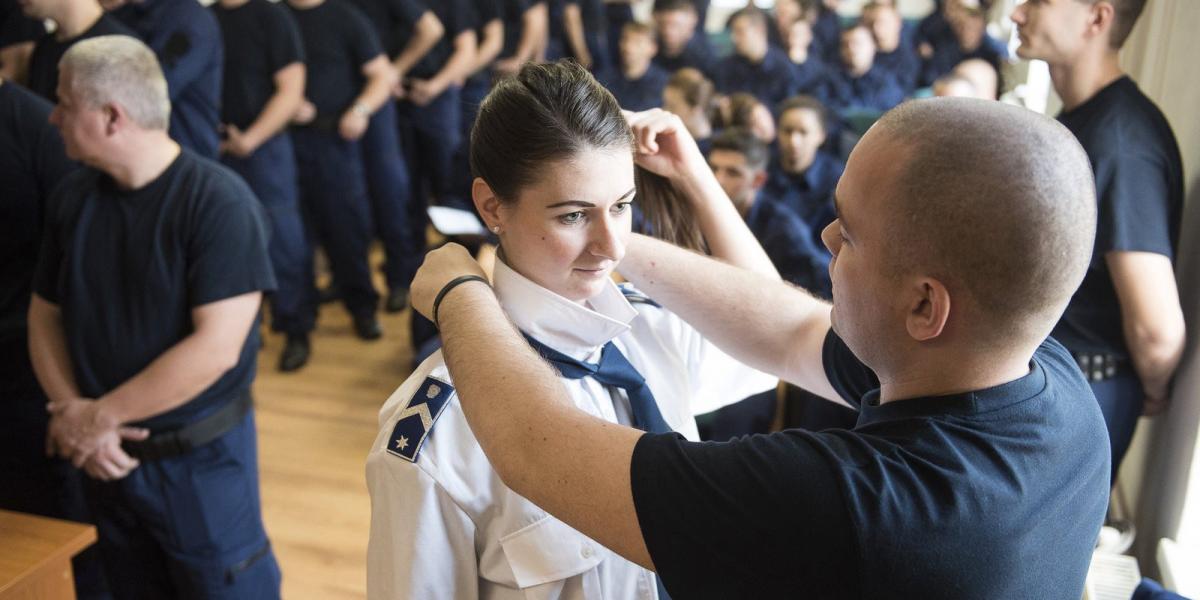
366, 61, 779, 599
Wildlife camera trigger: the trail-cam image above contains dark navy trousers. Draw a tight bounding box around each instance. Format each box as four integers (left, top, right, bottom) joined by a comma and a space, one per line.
360, 100, 416, 290
396, 87, 463, 277
86, 411, 281, 599
1092, 373, 1141, 486
291, 126, 379, 319
222, 132, 317, 334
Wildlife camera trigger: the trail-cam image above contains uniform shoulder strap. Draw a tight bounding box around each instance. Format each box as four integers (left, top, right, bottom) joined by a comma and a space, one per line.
385, 376, 455, 463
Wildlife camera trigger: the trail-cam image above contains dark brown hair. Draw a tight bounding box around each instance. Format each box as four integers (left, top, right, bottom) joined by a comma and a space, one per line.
710, 127, 770, 172
472, 61, 705, 251
1079, 0, 1147, 48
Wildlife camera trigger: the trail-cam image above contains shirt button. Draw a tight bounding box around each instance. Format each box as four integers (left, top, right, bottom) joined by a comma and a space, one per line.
581, 546, 593, 559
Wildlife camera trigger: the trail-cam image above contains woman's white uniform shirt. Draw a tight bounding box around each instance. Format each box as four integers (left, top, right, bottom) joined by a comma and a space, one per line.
366, 259, 776, 599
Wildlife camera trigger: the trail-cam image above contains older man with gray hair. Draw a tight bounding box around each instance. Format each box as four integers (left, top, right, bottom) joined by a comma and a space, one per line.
29, 35, 281, 598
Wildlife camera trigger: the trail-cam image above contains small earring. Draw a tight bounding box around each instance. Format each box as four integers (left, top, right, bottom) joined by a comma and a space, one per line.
491, 225, 501, 234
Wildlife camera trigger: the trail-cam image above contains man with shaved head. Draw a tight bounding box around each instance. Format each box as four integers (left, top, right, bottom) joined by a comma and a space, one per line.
408, 98, 1109, 597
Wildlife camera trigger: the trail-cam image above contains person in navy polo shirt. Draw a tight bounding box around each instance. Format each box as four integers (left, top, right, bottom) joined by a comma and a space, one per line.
825, 24, 905, 116
599, 21, 668, 111
651, 0, 712, 77
863, 0, 920, 94
213, 0, 315, 371
347, 0, 443, 314
1012, 0, 1184, 486
31, 36, 281, 598
287, 0, 397, 341
710, 127, 829, 297
782, 15, 829, 102
713, 6, 796, 111
763, 95, 843, 236
410, 95, 1109, 600
920, 0, 1007, 88
105, 0, 223, 158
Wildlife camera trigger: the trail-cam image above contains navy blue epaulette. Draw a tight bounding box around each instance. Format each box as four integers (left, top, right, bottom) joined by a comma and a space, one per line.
386, 376, 454, 463
619, 284, 662, 308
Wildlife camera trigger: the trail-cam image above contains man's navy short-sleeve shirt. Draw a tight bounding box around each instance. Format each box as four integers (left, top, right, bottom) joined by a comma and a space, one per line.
714, 46, 796, 111
597, 64, 668, 112
631, 332, 1110, 598
33, 150, 276, 430
410, 0, 475, 80
288, 0, 384, 118
1053, 76, 1183, 359
112, 0, 224, 158
347, 0, 425, 59
213, 0, 305, 130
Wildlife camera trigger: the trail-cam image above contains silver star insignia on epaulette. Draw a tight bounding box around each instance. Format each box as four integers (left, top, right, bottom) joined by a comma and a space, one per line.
395, 436, 409, 450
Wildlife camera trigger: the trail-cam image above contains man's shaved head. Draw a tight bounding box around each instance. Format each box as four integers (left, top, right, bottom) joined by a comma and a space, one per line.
868, 98, 1096, 344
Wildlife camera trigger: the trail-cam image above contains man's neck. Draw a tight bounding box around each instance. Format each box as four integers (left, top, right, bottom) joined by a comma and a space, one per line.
784, 155, 815, 177
623, 58, 650, 80
53, 1, 105, 41
741, 45, 767, 64
218, 0, 250, 8
286, 0, 322, 9
877, 345, 1035, 405
105, 134, 182, 190
789, 45, 809, 64
734, 194, 754, 219
1050, 50, 1124, 112
848, 60, 872, 78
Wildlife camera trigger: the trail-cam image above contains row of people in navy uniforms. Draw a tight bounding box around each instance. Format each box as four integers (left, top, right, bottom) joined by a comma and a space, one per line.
3, 0, 1005, 377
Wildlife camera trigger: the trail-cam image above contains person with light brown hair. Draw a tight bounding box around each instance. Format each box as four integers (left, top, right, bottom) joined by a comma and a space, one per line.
598, 20, 668, 111
661, 66, 714, 152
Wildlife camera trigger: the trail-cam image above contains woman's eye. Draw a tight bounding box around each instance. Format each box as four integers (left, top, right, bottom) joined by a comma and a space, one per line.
613, 202, 632, 214
559, 212, 585, 225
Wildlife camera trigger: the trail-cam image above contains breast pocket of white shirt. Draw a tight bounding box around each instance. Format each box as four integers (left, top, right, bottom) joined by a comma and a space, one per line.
499, 515, 607, 599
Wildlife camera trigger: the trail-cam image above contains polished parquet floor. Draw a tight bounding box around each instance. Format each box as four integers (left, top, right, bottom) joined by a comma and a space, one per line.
253, 265, 416, 599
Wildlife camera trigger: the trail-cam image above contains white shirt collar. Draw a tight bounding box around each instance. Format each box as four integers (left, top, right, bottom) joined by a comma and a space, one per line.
492, 258, 638, 361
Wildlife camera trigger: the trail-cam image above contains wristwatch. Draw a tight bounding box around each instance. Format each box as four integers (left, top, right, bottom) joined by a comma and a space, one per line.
351, 101, 371, 118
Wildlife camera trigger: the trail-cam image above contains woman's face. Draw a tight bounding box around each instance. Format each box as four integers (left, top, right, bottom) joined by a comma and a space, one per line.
489, 147, 637, 303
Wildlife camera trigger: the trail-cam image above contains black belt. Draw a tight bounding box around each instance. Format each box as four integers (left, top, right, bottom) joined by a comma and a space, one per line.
1072, 352, 1132, 383
122, 392, 253, 462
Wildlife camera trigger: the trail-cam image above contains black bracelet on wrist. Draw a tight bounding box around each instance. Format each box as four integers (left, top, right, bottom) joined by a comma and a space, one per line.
433, 275, 490, 329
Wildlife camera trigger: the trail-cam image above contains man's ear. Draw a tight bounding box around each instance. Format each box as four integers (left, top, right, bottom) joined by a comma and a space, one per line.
1087, 1, 1117, 43
905, 276, 951, 342
104, 103, 122, 135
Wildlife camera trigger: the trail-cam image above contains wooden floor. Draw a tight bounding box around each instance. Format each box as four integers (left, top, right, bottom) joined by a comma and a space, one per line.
253, 266, 416, 599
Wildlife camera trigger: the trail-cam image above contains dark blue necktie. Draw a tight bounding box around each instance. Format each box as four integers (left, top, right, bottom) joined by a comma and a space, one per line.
522, 333, 675, 599
522, 334, 672, 434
